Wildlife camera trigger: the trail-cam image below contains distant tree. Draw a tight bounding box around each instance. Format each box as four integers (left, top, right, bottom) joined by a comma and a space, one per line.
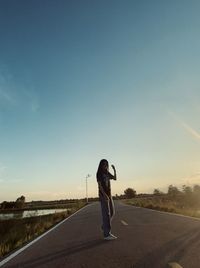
153, 189, 163, 195
15, 195, 26, 209
193, 185, 200, 194
124, 188, 136, 199
182, 185, 194, 207
115, 194, 119, 200
1, 201, 16, 209
193, 185, 200, 207
1, 201, 7, 209
182, 185, 192, 195
167, 185, 180, 198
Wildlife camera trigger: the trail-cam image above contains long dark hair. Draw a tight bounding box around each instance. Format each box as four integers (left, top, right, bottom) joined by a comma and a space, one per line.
96, 159, 109, 179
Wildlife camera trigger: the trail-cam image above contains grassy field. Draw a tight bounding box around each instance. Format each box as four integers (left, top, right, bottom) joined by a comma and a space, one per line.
123, 196, 200, 218
0, 200, 86, 258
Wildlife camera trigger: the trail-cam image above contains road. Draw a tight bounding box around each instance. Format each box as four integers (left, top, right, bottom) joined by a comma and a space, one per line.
1, 201, 200, 268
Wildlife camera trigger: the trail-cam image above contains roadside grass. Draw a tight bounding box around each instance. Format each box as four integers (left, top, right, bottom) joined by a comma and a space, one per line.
122, 196, 200, 218
0, 201, 86, 258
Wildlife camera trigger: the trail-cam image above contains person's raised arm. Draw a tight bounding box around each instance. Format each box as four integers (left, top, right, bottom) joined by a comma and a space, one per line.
109, 165, 117, 180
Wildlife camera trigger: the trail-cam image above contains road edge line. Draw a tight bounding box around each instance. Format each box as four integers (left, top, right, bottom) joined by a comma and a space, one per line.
129, 204, 200, 221
0, 203, 92, 267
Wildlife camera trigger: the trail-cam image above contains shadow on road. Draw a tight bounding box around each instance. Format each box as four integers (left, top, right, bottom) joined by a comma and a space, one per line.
7, 239, 105, 268
133, 226, 200, 268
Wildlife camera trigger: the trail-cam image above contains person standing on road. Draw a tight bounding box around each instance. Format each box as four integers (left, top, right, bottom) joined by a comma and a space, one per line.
96, 159, 117, 240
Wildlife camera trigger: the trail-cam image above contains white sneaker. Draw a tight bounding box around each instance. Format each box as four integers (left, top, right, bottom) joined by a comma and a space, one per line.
104, 234, 117, 240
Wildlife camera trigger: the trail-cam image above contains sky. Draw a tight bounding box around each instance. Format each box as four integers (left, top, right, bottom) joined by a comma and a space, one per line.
1, 0, 200, 202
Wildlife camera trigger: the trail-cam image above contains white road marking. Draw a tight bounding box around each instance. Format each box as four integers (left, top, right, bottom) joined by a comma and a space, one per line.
0, 204, 91, 267
121, 220, 128, 225
168, 262, 183, 268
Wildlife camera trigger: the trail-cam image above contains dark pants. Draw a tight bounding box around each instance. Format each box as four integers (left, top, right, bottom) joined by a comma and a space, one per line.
99, 194, 115, 237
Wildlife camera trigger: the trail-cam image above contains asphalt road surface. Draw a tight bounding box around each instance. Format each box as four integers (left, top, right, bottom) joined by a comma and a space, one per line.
1, 201, 200, 268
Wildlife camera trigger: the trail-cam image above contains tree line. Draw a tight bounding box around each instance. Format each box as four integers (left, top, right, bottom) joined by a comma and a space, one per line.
122, 184, 200, 208
0, 196, 26, 209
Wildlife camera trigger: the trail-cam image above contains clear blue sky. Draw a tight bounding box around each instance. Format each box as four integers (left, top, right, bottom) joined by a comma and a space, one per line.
1, 0, 200, 201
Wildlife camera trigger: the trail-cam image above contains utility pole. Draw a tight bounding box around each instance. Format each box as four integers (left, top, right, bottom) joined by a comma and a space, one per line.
86, 174, 91, 203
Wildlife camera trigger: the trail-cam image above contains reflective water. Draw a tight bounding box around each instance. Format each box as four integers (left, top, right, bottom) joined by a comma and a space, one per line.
0, 208, 69, 220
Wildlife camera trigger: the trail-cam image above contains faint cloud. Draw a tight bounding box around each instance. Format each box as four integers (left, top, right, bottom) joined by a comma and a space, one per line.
0, 163, 7, 177
52, 192, 68, 199
168, 110, 200, 142
31, 100, 40, 112
0, 162, 23, 184
181, 172, 200, 185
26, 190, 50, 196
0, 66, 40, 112
0, 164, 6, 172
0, 70, 16, 106
180, 122, 200, 141
23, 88, 40, 113
77, 184, 85, 192
27, 191, 67, 200
0, 178, 23, 184
9, 178, 23, 183
0, 163, 6, 183
0, 88, 14, 103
